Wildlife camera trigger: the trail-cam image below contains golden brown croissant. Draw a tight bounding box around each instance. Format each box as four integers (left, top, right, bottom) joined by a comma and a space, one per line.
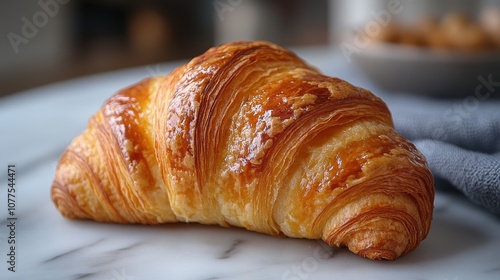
51, 41, 434, 260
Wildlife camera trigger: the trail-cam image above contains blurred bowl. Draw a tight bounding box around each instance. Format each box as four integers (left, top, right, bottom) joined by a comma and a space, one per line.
351, 42, 500, 97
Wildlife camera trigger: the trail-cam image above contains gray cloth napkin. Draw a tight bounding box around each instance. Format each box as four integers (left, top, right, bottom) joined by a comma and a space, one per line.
383, 94, 500, 214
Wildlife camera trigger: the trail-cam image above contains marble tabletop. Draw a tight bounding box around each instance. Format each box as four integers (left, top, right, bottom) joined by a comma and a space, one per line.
1, 46, 499, 280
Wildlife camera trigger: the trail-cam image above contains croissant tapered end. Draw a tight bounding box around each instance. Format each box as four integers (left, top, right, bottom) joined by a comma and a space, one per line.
51, 77, 178, 224
346, 229, 406, 261
329, 214, 421, 261
51, 41, 434, 260
51, 148, 97, 221
51, 150, 89, 221
51, 134, 126, 223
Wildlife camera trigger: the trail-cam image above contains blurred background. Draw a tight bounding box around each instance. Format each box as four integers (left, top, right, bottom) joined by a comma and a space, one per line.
1, 0, 499, 97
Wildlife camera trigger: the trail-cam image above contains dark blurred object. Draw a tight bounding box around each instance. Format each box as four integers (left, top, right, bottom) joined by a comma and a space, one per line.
73, 1, 213, 64
0, 0, 215, 97
128, 9, 172, 58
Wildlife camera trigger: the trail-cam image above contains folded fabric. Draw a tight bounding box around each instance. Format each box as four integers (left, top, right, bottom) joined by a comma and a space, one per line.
414, 140, 500, 214
384, 95, 500, 214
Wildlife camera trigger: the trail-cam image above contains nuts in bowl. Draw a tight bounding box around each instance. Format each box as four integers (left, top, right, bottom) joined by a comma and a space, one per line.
350, 9, 500, 97
369, 10, 500, 51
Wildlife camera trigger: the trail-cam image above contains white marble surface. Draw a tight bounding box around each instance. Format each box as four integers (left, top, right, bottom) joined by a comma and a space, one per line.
1, 47, 500, 280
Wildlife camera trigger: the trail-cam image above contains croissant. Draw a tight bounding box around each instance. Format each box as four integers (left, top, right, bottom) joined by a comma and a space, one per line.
51, 41, 434, 260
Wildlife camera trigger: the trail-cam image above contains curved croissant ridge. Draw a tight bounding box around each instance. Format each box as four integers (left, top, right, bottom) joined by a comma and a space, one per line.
51, 41, 434, 260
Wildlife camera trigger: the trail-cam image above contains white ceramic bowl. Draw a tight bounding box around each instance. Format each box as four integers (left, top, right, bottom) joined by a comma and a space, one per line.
351, 43, 500, 97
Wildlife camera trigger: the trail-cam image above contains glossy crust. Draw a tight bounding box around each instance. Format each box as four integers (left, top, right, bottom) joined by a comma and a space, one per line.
51, 41, 434, 260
